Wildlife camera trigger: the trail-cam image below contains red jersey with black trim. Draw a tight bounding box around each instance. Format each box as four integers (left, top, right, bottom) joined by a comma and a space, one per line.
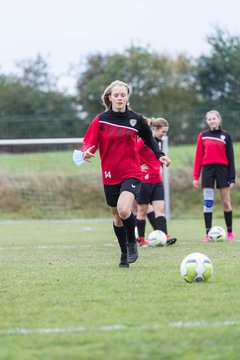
137, 137, 162, 183
82, 107, 164, 185
193, 128, 235, 182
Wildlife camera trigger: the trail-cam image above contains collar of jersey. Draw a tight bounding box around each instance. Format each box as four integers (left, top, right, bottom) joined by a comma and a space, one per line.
210, 126, 221, 133
109, 105, 129, 118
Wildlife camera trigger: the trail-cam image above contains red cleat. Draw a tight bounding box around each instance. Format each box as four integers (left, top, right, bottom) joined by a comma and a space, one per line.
137, 237, 148, 247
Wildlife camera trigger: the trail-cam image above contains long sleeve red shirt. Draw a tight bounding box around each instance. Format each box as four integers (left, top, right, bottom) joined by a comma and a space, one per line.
137, 138, 162, 183
82, 107, 164, 185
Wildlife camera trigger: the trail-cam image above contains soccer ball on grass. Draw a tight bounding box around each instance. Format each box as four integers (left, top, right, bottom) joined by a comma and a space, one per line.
180, 252, 213, 283
148, 230, 167, 247
208, 226, 226, 242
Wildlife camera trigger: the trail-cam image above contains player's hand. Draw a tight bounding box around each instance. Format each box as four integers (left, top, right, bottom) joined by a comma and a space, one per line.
229, 182, 235, 190
141, 164, 149, 172
83, 145, 95, 162
193, 180, 199, 189
160, 155, 171, 167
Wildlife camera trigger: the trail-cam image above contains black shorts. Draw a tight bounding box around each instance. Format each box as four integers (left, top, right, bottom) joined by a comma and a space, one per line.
201, 164, 229, 189
104, 178, 141, 207
137, 182, 164, 205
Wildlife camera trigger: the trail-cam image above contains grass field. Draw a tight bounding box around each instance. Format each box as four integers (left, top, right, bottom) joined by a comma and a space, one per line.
1, 142, 240, 173
1, 218, 240, 359
0, 142, 240, 219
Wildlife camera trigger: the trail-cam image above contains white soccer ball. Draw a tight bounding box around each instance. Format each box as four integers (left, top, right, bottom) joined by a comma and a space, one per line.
208, 226, 226, 242
148, 230, 167, 247
180, 252, 213, 283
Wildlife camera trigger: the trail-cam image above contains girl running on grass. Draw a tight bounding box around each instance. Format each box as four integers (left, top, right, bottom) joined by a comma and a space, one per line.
79, 80, 171, 267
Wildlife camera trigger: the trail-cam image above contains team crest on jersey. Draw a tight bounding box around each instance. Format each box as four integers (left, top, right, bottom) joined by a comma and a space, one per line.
220, 135, 226, 141
129, 119, 137, 127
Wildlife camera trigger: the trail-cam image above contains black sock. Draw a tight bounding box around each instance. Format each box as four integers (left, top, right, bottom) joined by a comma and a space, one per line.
204, 212, 212, 233
147, 211, 155, 229
113, 223, 127, 254
154, 216, 167, 234
224, 211, 232, 232
121, 212, 136, 243
136, 219, 146, 237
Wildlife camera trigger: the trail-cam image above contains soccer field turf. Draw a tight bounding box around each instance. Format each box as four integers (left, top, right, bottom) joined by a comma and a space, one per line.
0, 218, 240, 359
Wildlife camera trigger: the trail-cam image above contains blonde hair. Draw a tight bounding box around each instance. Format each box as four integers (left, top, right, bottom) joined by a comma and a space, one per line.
150, 117, 169, 128
101, 80, 131, 110
143, 117, 152, 125
205, 110, 222, 124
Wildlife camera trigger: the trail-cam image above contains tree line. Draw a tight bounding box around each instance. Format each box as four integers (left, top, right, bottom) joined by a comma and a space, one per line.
1, 27, 240, 144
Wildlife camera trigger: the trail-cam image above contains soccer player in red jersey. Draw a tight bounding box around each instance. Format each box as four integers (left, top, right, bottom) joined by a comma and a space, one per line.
193, 110, 235, 241
136, 117, 177, 247
81, 80, 171, 267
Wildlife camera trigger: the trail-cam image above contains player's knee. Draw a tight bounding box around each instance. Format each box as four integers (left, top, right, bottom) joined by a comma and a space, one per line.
110, 207, 123, 226
117, 206, 130, 220
113, 217, 123, 227
203, 188, 214, 212
222, 199, 232, 211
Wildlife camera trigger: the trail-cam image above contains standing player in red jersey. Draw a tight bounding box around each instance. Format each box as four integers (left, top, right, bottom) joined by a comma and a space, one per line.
193, 110, 235, 241
135, 117, 177, 247
80, 80, 171, 268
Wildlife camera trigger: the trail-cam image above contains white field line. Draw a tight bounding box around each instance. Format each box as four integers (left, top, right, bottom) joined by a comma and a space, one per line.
170, 320, 240, 327
0, 320, 240, 335
0, 242, 239, 251
0, 219, 112, 224
0, 243, 115, 251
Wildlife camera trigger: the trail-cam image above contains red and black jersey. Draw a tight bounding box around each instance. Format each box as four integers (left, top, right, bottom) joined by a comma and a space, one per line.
193, 128, 235, 183
137, 137, 162, 183
82, 107, 164, 185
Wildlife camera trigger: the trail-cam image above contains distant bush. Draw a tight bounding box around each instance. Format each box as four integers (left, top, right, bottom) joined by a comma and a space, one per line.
1, 167, 239, 220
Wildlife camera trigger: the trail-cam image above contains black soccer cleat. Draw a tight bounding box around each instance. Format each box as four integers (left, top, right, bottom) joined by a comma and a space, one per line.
127, 241, 138, 263
166, 237, 177, 246
119, 253, 129, 268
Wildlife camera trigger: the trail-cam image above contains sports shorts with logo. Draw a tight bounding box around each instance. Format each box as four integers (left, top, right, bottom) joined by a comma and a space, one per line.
104, 178, 141, 207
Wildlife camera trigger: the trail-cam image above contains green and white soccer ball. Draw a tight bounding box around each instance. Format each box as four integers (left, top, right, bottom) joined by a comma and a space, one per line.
208, 226, 226, 242
180, 252, 213, 283
148, 230, 167, 247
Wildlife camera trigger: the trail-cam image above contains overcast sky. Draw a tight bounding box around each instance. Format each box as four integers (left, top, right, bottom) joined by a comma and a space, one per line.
1, 0, 240, 93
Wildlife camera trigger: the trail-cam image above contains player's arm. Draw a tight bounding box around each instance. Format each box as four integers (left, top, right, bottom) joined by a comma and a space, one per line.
138, 120, 171, 166
73, 116, 99, 166
193, 133, 204, 187
226, 134, 235, 185
81, 116, 99, 152
81, 116, 100, 162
